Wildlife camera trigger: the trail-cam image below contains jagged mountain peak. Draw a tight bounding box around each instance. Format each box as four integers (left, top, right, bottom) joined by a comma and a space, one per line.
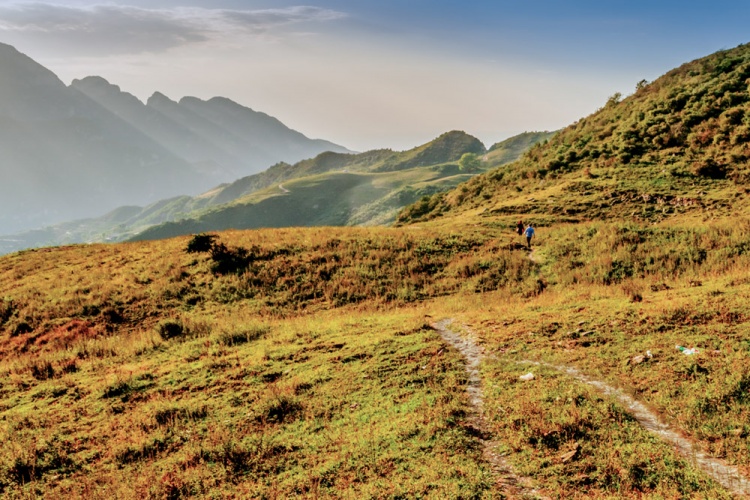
0, 42, 62, 84
146, 91, 177, 106
71, 76, 145, 107
73, 75, 118, 90
0, 42, 349, 236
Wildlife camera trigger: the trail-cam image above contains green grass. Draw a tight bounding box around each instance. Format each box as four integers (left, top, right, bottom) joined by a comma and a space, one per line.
3, 207, 750, 497
0, 298, 492, 497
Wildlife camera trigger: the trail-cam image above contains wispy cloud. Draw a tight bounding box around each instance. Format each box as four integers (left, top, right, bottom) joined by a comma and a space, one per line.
0, 3, 347, 54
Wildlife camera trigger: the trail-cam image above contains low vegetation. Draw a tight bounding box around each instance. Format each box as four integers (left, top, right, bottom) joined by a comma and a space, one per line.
2, 213, 750, 497
398, 43, 750, 226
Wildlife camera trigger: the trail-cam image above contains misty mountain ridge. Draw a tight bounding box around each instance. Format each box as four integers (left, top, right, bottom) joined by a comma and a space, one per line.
0, 42, 349, 234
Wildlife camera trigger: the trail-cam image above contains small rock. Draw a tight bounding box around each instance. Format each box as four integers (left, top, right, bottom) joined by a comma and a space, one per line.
519, 372, 535, 381
650, 283, 671, 292
560, 442, 580, 463
630, 355, 646, 365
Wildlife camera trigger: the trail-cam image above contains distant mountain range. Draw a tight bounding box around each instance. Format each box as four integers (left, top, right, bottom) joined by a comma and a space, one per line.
0, 43, 349, 235
0, 131, 552, 253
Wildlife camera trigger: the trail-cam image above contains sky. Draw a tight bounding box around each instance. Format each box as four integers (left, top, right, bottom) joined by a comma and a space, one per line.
1, 1, 750, 152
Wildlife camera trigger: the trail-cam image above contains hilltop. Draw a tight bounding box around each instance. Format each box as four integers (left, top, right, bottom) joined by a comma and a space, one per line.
398, 43, 750, 226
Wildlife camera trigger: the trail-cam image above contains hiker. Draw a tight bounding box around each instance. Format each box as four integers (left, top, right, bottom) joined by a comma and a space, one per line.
524, 223, 535, 250
516, 220, 524, 236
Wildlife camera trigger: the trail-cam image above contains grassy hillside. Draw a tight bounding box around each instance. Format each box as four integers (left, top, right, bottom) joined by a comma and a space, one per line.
2, 131, 511, 254
131, 130, 492, 241
3, 215, 750, 497
132, 167, 475, 241
0, 226, 530, 497
485, 130, 556, 167
398, 43, 750, 226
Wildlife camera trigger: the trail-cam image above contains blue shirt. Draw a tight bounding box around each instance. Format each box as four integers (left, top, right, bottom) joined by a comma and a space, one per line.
524, 226, 535, 238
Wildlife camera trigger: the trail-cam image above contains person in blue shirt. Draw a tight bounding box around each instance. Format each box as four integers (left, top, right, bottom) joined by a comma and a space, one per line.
524, 223, 535, 250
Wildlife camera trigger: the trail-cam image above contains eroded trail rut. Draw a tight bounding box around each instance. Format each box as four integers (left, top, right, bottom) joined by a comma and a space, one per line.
433, 319, 545, 499
524, 360, 750, 496
434, 319, 750, 498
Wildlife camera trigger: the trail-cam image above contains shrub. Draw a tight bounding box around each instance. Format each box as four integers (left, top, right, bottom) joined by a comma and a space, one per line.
217, 326, 269, 346
156, 319, 187, 340
209, 243, 251, 275
9, 320, 33, 337
185, 234, 251, 275
0, 298, 14, 326
185, 233, 218, 253
30, 359, 56, 381
691, 158, 727, 179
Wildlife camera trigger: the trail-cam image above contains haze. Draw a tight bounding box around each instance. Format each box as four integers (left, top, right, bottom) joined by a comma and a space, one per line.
1, 0, 749, 151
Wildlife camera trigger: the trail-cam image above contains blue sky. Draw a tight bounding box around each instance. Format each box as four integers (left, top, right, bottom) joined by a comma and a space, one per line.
1, 1, 749, 151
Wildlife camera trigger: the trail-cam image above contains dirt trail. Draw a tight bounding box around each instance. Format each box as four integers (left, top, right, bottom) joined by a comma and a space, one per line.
435, 318, 750, 497
433, 319, 546, 499
522, 360, 750, 496
528, 248, 539, 263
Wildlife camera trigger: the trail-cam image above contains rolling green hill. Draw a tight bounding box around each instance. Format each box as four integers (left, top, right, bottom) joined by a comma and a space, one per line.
0, 130, 549, 253
131, 131, 489, 241
398, 43, 750, 226
485, 130, 556, 167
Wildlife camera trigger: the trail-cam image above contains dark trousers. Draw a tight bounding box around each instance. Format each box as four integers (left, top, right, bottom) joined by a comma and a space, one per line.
526, 236, 532, 248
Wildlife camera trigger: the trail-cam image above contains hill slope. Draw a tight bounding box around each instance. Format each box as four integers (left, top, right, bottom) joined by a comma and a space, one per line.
398, 43, 750, 225
130, 131, 491, 241
0, 130, 548, 252
3, 215, 750, 497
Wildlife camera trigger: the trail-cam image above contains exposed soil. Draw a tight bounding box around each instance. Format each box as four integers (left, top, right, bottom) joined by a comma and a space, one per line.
433, 319, 547, 499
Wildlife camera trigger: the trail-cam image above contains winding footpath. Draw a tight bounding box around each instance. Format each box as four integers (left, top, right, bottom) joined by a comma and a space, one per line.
433, 319, 546, 499
523, 360, 750, 496
434, 319, 750, 498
